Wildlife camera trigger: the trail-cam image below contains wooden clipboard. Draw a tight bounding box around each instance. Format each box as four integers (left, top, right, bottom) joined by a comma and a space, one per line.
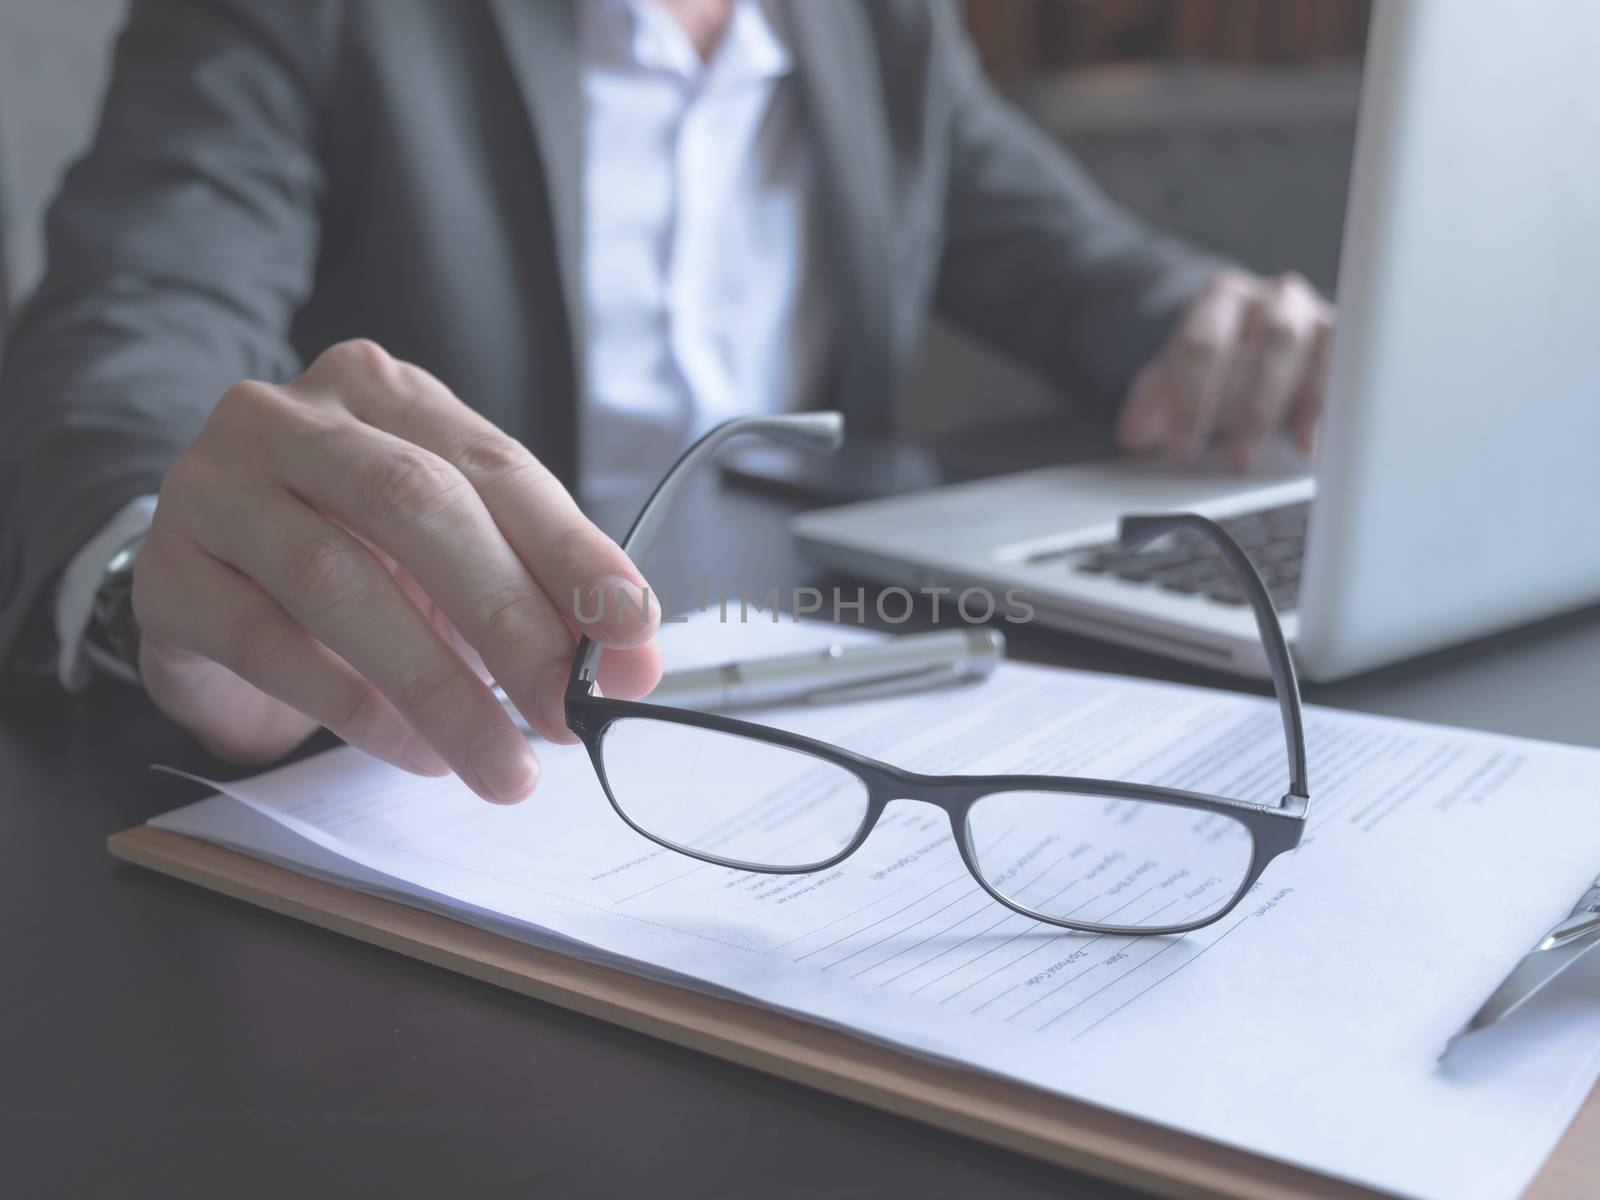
108, 826, 1597, 1200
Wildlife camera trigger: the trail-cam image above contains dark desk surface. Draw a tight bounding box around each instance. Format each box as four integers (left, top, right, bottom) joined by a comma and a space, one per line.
6, 477, 1598, 1200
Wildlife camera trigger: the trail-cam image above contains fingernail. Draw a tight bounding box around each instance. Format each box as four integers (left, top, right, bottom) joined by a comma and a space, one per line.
585, 574, 657, 646
539, 663, 579, 745
468, 726, 539, 803
401, 734, 451, 776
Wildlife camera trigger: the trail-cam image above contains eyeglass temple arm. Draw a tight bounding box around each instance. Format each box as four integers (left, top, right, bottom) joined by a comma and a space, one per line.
569, 412, 847, 690
1119, 513, 1309, 801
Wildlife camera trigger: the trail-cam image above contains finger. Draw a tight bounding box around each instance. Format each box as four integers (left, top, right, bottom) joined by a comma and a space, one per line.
262, 418, 579, 745
1216, 300, 1264, 422
133, 533, 450, 775
1291, 318, 1333, 457
383, 553, 493, 681
1162, 273, 1254, 461
190, 482, 541, 805
1225, 275, 1319, 471
301, 341, 658, 647
335, 489, 657, 743
1115, 365, 1169, 452
595, 640, 664, 703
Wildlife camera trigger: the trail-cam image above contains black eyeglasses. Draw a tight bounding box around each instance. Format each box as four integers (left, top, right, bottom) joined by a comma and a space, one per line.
565, 414, 1310, 936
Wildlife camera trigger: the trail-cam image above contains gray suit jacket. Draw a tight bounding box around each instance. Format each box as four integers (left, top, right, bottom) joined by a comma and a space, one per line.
0, 0, 1221, 666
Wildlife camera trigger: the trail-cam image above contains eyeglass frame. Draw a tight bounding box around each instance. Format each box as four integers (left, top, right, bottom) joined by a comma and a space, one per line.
564, 413, 1311, 937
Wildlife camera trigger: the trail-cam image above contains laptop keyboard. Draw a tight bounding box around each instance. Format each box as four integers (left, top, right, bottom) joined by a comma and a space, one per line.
1064, 501, 1310, 613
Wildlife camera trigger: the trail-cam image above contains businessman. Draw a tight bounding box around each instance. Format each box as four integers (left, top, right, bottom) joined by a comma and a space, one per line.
0, 0, 1332, 804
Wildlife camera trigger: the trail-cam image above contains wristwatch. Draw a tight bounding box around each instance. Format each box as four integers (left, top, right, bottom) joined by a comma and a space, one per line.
85, 532, 146, 683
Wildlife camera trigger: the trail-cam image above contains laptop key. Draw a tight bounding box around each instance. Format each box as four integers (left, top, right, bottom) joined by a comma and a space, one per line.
1127, 554, 1211, 583
1069, 501, 1310, 613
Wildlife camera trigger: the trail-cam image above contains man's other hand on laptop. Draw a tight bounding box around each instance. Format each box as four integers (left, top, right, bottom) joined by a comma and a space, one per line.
1115, 270, 1334, 472
130, 340, 663, 805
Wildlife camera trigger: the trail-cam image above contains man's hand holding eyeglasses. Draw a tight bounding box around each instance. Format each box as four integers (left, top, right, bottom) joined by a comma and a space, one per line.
131, 339, 663, 804
1116, 269, 1334, 471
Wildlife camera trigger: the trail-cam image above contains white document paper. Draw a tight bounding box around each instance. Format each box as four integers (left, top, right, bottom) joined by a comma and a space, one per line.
151, 618, 1600, 1200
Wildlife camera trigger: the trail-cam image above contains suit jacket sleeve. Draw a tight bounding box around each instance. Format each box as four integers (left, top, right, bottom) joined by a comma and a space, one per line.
0, 0, 336, 667
926, 2, 1230, 411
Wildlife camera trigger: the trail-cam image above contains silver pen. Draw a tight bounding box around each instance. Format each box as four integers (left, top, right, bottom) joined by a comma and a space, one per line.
1443, 869, 1600, 1057
493, 626, 1004, 722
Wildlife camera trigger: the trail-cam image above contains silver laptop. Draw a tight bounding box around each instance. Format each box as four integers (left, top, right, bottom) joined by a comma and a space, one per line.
793, 0, 1600, 683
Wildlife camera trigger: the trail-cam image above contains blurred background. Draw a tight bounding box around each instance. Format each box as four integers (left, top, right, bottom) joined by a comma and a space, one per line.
0, 0, 1367, 431
920, 0, 1367, 436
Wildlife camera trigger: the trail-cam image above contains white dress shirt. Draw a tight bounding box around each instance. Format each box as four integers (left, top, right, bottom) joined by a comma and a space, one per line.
53, 0, 827, 688
577, 0, 828, 506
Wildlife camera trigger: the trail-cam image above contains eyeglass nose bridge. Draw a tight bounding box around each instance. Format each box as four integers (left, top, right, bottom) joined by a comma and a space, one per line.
840, 771, 996, 884
849, 767, 993, 830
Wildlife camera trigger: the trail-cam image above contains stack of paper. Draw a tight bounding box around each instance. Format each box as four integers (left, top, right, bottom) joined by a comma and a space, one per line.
149, 618, 1600, 1200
